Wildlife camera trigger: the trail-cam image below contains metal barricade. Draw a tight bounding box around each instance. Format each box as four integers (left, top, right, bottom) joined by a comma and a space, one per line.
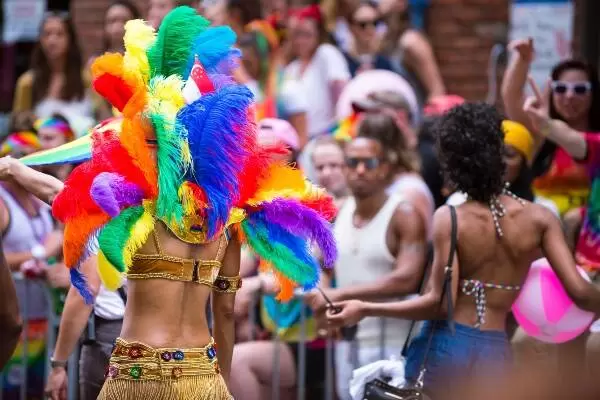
264, 290, 335, 400
1, 275, 81, 400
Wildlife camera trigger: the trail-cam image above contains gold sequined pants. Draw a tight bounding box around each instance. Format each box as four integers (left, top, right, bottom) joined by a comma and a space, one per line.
97, 338, 232, 399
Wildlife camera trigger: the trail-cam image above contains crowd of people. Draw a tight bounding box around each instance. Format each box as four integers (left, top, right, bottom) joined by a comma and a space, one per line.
2, 0, 600, 399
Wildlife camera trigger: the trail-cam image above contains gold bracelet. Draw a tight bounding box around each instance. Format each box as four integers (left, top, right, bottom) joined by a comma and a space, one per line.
213, 275, 242, 293
540, 120, 553, 137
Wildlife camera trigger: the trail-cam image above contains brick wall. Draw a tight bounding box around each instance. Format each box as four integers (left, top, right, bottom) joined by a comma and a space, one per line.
71, 0, 582, 101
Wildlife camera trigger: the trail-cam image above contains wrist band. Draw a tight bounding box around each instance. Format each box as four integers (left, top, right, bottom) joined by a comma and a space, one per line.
50, 358, 67, 369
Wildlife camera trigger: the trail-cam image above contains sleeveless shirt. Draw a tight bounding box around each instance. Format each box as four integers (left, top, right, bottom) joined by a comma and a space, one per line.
334, 195, 415, 348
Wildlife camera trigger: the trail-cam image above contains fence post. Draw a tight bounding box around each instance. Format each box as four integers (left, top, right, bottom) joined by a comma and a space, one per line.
270, 304, 280, 400
18, 279, 29, 400
67, 346, 79, 400
296, 304, 307, 400
324, 337, 334, 400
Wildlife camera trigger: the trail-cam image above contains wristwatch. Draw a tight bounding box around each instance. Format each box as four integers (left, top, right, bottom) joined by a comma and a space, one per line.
31, 244, 47, 260
50, 358, 67, 369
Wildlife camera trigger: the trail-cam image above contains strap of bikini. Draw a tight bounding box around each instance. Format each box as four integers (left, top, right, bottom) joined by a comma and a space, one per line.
414, 205, 457, 388
151, 229, 163, 255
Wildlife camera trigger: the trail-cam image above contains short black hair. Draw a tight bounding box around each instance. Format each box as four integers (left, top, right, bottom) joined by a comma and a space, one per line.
436, 102, 505, 203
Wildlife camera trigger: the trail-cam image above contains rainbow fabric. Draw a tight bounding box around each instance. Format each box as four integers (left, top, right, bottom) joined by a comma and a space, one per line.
1, 131, 41, 156
328, 112, 359, 142
45, 7, 336, 303
35, 116, 75, 142
20, 132, 93, 166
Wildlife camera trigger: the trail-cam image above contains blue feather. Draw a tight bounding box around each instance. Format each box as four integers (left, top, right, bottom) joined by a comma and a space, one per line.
70, 268, 94, 304
178, 84, 254, 239
184, 26, 239, 78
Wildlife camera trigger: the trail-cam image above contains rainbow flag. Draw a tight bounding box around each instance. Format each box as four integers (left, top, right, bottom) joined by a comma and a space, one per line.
19, 134, 92, 166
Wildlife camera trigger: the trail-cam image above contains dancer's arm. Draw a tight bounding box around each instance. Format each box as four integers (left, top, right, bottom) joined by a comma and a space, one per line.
327, 207, 459, 326
0, 244, 22, 369
0, 157, 64, 205
212, 235, 241, 384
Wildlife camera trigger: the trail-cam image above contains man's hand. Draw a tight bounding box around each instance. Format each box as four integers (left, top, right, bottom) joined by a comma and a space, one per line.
0, 157, 16, 181
45, 366, 68, 400
326, 300, 366, 329
509, 37, 535, 63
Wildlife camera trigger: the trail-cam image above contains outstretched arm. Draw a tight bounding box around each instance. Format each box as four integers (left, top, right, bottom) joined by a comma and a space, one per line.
211, 235, 241, 384
0, 157, 64, 205
327, 206, 459, 326
541, 207, 600, 312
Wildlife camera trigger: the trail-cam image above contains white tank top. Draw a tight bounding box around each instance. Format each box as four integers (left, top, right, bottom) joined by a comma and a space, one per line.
334, 195, 415, 348
0, 185, 53, 320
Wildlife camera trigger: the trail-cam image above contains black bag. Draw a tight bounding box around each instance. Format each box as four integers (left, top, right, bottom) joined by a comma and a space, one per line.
362, 206, 458, 400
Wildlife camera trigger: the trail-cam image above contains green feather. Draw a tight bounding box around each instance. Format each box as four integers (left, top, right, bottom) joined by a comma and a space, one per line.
148, 110, 185, 222
241, 221, 316, 287
146, 6, 210, 79
98, 206, 145, 272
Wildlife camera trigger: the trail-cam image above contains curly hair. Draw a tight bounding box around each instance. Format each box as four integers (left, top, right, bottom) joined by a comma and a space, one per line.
357, 112, 419, 173
436, 102, 506, 203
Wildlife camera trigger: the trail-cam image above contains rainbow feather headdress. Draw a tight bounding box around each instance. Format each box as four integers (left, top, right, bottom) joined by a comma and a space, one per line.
48, 7, 337, 303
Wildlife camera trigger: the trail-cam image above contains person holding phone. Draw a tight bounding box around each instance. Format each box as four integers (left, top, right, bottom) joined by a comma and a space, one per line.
326, 102, 600, 398
307, 113, 428, 400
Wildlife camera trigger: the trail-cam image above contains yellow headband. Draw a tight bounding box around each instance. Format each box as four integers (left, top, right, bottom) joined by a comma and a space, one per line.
502, 120, 533, 162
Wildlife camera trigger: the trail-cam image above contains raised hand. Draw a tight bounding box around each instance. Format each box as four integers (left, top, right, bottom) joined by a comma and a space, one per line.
523, 76, 551, 131
508, 37, 535, 63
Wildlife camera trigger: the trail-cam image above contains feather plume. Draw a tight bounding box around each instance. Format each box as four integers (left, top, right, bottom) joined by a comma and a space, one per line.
98, 250, 124, 290
123, 19, 156, 85
122, 210, 155, 268
62, 214, 108, 268
119, 116, 158, 197
179, 84, 254, 238
98, 206, 145, 272
257, 198, 337, 267
70, 268, 94, 304
146, 6, 210, 79
90, 172, 144, 217
185, 26, 238, 77
241, 216, 319, 289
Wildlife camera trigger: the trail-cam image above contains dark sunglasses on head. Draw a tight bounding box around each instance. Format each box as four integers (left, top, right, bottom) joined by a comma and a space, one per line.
551, 81, 592, 95
345, 157, 380, 170
353, 19, 380, 29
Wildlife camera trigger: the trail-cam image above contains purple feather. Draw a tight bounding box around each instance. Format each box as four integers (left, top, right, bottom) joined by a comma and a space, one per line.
90, 172, 144, 217
259, 198, 337, 267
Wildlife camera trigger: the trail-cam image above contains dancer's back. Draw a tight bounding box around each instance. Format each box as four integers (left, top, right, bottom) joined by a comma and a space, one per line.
121, 221, 239, 348
450, 196, 575, 331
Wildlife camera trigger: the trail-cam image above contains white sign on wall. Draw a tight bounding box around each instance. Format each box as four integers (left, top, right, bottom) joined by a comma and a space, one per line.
509, 1, 573, 90
2, 0, 46, 44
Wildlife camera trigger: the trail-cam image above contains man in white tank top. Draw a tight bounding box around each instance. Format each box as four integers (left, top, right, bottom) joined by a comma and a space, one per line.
307, 136, 428, 400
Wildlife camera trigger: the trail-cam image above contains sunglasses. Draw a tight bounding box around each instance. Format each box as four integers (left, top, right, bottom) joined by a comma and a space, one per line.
345, 157, 380, 170
353, 19, 381, 29
551, 81, 592, 95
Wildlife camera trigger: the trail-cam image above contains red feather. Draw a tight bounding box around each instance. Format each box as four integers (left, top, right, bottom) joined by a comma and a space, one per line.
53, 162, 104, 222
300, 196, 337, 222
93, 74, 134, 112
90, 129, 154, 196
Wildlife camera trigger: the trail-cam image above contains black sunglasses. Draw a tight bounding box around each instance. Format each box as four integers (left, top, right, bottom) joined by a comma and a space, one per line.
353, 19, 380, 29
551, 81, 592, 95
345, 157, 380, 170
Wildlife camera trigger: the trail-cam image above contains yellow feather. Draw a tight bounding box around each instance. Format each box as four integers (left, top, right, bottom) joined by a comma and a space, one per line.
227, 208, 247, 225
180, 139, 193, 171
123, 19, 156, 85
178, 184, 197, 215
122, 211, 155, 269
98, 251, 124, 290
248, 164, 308, 204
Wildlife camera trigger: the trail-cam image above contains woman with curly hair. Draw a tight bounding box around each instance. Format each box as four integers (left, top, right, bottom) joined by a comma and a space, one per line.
326, 102, 600, 398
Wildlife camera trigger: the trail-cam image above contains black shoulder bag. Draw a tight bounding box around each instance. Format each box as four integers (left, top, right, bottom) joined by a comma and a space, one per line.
362, 205, 458, 400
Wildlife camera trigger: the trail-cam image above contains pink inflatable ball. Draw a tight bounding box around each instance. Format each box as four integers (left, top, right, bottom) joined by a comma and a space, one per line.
512, 258, 594, 344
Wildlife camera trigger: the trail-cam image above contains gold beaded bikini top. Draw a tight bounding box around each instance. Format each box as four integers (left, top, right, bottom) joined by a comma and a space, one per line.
127, 226, 228, 288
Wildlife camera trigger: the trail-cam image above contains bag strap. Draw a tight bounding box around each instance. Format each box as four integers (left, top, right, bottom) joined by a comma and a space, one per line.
401, 242, 434, 357
414, 205, 457, 388
117, 287, 127, 304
